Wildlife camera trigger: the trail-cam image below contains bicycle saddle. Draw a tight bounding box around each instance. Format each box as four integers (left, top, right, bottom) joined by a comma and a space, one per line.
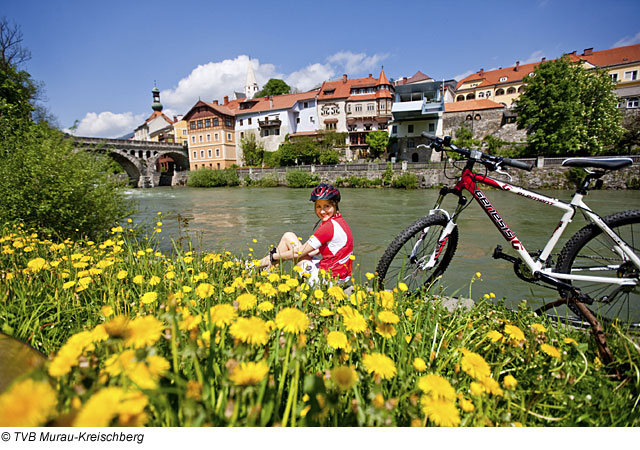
562, 157, 633, 171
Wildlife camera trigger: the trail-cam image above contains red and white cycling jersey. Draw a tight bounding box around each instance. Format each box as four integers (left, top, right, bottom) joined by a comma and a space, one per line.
307, 212, 353, 280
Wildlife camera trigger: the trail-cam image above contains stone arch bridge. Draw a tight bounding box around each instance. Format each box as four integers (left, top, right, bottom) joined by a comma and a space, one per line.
74, 137, 189, 188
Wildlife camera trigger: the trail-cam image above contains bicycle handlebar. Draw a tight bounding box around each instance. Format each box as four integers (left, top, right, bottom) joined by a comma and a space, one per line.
422, 133, 534, 172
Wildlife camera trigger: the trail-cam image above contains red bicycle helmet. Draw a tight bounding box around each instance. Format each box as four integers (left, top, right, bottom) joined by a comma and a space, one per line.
310, 183, 341, 203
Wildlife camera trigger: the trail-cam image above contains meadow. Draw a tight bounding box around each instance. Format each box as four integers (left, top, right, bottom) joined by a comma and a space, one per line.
0, 220, 639, 427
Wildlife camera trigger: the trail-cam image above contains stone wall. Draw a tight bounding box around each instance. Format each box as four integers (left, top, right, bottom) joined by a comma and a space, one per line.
234, 160, 640, 190
443, 109, 505, 140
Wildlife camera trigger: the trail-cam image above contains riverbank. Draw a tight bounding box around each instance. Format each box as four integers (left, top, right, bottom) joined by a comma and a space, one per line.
1, 223, 639, 426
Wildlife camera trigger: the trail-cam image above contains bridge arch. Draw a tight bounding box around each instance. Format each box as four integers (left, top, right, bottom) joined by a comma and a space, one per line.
107, 149, 144, 186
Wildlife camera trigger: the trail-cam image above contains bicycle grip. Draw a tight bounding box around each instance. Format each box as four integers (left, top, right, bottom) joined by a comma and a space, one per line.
502, 157, 534, 171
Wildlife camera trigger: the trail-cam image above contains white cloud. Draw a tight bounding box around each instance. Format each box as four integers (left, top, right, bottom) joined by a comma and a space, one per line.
327, 51, 389, 75
523, 50, 546, 64
285, 63, 335, 91
65, 111, 145, 138
613, 31, 640, 48
161, 55, 279, 113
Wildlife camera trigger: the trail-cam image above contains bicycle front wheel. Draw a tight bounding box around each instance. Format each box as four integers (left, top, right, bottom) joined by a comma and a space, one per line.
376, 214, 458, 292
556, 209, 640, 327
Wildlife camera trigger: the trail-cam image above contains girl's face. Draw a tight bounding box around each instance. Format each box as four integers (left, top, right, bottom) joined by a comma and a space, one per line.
315, 200, 336, 222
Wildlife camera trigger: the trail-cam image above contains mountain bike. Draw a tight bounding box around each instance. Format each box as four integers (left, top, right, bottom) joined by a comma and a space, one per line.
376, 134, 640, 328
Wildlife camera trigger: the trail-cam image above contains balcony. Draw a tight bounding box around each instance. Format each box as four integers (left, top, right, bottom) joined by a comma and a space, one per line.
258, 118, 282, 128
392, 99, 443, 121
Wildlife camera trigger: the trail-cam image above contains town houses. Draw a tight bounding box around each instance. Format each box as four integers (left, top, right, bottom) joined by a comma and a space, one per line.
130, 43, 640, 168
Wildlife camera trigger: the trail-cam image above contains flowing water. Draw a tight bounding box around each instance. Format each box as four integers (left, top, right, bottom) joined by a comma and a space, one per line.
128, 186, 640, 314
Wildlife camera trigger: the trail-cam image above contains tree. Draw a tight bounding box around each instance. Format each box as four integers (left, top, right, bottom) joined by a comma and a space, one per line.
515, 57, 623, 156
255, 79, 290, 98
239, 133, 265, 166
0, 17, 31, 71
365, 130, 389, 158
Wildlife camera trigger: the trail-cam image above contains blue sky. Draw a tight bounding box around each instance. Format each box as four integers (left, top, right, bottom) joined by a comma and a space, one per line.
4, 0, 640, 137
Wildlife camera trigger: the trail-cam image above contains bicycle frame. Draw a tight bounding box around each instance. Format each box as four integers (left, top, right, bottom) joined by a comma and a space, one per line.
424, 167, 640, 288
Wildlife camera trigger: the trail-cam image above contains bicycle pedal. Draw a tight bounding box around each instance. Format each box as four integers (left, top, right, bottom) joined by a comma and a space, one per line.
492, 245, 519, 264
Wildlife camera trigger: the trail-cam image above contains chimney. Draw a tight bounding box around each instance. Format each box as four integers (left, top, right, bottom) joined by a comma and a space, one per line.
514, 61, 520, 72
479, 68, 484, 76
541, 57, 546, 63
403, 77, 408, 83
212, 100, 219, 105
584, 48, 593, 56
269, 96, 273, 108
224, 96, 229, 105
368, 73, 372, 78
570, 51, 577, 55
343, 74, 347, 83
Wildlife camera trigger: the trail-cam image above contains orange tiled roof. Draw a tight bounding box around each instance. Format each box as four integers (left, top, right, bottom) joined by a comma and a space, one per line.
378, 68, 390, 85
395, 71, 432, 86
144, 110, 175, 125
445, 99, 504, 113
234, 91, 317, 115
318, 69, 393, 100
567, 43, 640, 67
456, 61, 540, 90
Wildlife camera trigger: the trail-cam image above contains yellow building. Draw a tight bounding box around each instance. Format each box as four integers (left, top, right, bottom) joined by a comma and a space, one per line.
172, 119, 188, 147
455, 44, 640, 111
183, 98, 240, 170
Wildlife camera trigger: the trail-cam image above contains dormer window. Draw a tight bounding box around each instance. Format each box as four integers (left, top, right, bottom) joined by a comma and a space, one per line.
499, 77, 507, 82
323, 89, 335, 95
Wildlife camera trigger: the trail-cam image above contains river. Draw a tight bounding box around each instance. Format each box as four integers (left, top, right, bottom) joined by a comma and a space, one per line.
128, 186, 640, 316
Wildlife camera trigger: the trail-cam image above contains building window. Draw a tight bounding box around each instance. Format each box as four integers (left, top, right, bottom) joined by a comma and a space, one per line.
475, 114, 482, 120
197, 120, 203, 129
346, 104, 351, 113
367, 103, 375, 111
200, 150, 205, 158
217, 163, 221, 169
628, 97, 639, 108
213, 118, 219, 126
624, 70, 638, 81
191, 136, 196, 143
192, 151, 197, 159
518, 86, 525, 93
226, 119, 232, 127
304, 102, 308, 108
206, 134, 211, 142
496, 88, 505, 96
407, 140, 415, 149
227, 133, 232, 141
240, 132, 245, 138
240, 119, 243, 126
248, 118, 252, 125
326, 123, 336, 130
499, 77, 507, 82
355, 104, 362, 112
428, 123, 435, 132
205, 119, 211, 127
507, 87, 516, 94
190, 121, 196, 130
392, 125, 397, 134
182, 129, 187, 135
408, 124, 414, 133
215, 148, 220, 157
466, 93, 475, 100
275, 128, 280, 135
199, 135, 203, 143
183, 140, 188, 146
486, 91, 491, 97
208, 149, 212, 158
379, 102, 385, 110
466, 114, 472, 121
364, 124, 371, 131
611, 73, 619, 82
296, 117, 300, 124
478, 92, 485, 98
215, 133, 219, 141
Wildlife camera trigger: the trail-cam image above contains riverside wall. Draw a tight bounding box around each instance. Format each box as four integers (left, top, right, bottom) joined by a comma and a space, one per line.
235, 157, 640, 190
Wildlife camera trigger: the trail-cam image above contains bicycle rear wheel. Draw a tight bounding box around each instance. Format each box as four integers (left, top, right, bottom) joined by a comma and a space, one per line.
376, 214, 458, 292
556, 209, 640, 328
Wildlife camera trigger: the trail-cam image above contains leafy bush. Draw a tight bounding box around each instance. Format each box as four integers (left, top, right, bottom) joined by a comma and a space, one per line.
0, 119, 133, 240
391, 173, 419, 189
318, 149, 340, 165
257, 174, 279, 187
187, 168, 239, 187
285, 170, 319, 188
335, 176, 382, 188
383, 163, 393, 186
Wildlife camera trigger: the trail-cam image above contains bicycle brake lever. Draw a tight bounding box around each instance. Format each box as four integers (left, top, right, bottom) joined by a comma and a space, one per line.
495, 167, 512, 182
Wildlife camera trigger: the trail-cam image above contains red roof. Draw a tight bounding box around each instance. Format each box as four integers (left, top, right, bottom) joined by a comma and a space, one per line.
318, 69, 394, 102
234, 91, 316, 115
144, 110, 175, 125
567, 43, 640, 68
183, 100, 238, 121
445, 99, 504, 113
456, 61, 540, 90
395, 71, 432, 86
378, 68, 390, 85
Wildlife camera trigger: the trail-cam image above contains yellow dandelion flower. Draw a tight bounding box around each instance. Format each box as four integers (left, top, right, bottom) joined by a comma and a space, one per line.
62, 280, 76, 290
117, 270, 128, 280
531, 323, 546, 333
338, 306, 367, 333
378, 310, 399, 324
313, 289, 324, 300
475, 272, 482, 278
132, 275, 144, 284
179, 312, 202, 332
286, 278, 299, 288
230, 317, 269, 346
236, 292, 258, 311
209, 304, 237, 328
503, 374, 518, 390
405, 307, 413, 318
398, 282, 408, 292
372, 393, 385, 409
375, 323, 396, 339
378, 290, 394, 309
417, 374, 456, 401
460, 349, 491, 380
327, 285, 346, 300
103, 316, 130, 339
320, 308, 334, 317
331, 366, 358, 391
480, 376, 504, 396
487, 330, 504, 343
275, 307, 309, 334
540, 343, 562, 360
564, 337, 578, 345
148, 275, 161, 286
124, 316, 164, 348
195, 282, 215, 299
165, 271, 175, 280
73, 387, 148, 427
182, 285, 193, 293
101, 305, 114, 317
412, 357, 427, 372
327, 331, 348, 350
258, 301, 274, 312
421, 396, 460, 427
469, 381, 485, 397
229, 360, 269, 386
27, 257, 47, 272
362, 353, 396, 380
0, 378, 57, 426
267, 273, 280, 283
504, 324, 525, 343
277, 283, 291, 293
259, 282, 277, 297
365, 272, 375, 280
459, 396, 475, 413
140, 291, 158, 304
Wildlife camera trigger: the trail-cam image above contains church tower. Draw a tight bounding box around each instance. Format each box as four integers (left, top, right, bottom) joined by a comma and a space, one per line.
245, 59, 260, 99
151, 86, 163, 112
